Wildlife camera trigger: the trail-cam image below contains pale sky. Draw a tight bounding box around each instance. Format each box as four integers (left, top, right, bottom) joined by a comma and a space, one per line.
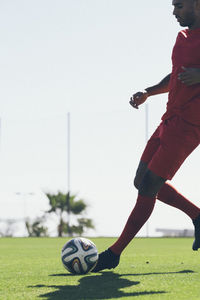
0, 0, 200, 237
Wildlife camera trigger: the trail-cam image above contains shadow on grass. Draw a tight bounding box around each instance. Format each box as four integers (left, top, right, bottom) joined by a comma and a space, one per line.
29, 272, 166, 300
50, 269, 194, 278
120, 269, 195, 277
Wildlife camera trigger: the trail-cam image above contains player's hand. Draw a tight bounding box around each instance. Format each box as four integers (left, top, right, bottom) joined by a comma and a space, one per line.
178, 66, 200, 86
129, 91, 149, 109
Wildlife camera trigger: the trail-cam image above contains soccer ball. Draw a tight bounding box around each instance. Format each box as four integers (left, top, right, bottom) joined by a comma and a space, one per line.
61, 237, 98, 274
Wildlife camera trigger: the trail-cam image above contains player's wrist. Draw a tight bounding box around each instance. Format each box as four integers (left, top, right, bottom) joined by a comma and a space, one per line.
143, 89, 150, 97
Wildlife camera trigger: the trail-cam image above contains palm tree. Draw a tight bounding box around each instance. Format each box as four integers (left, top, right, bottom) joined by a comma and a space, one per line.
46, 192, 94, 237
25, 217, 48, 237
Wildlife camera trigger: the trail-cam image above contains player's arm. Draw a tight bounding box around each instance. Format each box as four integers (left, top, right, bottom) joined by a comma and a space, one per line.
129, 73, 171, 109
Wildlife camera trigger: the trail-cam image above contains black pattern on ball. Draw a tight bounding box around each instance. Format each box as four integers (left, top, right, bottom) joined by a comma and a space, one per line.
61, 238, 98, 274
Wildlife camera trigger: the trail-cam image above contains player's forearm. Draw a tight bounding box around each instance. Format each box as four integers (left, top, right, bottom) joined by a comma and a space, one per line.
145, 74, 171, 97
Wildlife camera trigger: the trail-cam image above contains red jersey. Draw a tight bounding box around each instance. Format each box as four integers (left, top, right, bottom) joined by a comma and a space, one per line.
162, 28, 200, 125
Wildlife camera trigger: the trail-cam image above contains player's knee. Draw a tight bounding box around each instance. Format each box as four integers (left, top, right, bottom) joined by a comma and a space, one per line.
138, 170, 166, 198
133, 177, 140, 190
134, 161, 148, 190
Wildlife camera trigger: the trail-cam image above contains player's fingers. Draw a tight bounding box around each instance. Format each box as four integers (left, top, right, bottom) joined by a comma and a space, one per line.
181, 77, 195, 85
183, 80, 194, 86
129, 100, 139, 109
178, 74, 189, 81
129, 99, 135, 106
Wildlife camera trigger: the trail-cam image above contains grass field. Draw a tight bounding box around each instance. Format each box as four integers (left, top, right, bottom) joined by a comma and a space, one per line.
0, 237, 200, 300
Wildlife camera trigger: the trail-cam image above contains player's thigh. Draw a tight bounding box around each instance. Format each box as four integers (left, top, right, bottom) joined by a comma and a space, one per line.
148, 117, 200, 180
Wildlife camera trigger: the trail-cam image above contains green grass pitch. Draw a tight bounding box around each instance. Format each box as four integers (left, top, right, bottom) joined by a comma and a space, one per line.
0, 237, 200, 300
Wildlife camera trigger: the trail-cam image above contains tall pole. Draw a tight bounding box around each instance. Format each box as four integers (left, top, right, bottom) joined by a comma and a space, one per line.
0, 117, 1, 152
67, 112, 71, 234
67, 112, 70, 196
145, 104, 149, 237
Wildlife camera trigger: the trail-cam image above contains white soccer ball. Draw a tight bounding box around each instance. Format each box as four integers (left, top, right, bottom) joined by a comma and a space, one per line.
61, 237, 98, 274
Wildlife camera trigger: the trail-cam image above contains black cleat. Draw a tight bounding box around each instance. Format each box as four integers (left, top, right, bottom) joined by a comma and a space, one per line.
192, 214, 200, 251
91, 248, 120, 272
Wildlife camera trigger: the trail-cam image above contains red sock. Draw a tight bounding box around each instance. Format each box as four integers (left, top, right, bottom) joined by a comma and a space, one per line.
110, 194, 156, 255
157, 183, 200, 219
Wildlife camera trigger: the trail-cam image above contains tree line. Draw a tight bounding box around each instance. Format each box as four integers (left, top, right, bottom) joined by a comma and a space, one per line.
0, 192, 95, 237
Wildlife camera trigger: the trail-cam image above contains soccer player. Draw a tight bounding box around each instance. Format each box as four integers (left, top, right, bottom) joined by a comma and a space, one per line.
92, 0, 200, 272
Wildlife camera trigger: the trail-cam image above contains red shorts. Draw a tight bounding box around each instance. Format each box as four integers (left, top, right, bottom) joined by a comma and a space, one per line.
140, 115, 200, 180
